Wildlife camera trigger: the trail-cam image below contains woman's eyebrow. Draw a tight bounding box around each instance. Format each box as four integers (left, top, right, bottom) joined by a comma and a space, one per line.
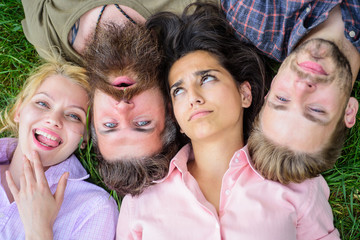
170, 79, 183, 90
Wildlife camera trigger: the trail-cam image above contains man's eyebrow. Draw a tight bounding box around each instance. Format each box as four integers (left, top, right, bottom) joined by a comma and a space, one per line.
267, 101, 288, 110
98, 127, 155, 135
303, 112, 329, 126
268, 100, 330, 126
98, 128, 118, 135
134, 127, 155, 133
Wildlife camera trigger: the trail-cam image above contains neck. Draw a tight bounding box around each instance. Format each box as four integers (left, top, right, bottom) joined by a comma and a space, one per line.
8, 146, 26, 188
188, 131, 244, 213
299, 5, 360, 84
0, 145, 25, 203
190, 131, 244, 179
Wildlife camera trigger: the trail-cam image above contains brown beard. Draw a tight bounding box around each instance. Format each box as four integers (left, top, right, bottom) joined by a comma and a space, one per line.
287, 38, 352, 95
84, 22, 164, 102
90, 72, 158, 102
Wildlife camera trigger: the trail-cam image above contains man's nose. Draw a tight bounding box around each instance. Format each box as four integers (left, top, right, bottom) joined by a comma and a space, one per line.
115, 99, 135, 112
294, 79, 316, 97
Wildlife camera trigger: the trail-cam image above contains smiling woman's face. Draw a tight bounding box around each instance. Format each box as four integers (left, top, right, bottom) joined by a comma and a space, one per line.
15, 74, 88, 167
168, 50, 251, 142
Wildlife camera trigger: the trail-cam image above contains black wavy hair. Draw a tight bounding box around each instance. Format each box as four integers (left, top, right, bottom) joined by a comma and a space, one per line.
147, 2, 271, 141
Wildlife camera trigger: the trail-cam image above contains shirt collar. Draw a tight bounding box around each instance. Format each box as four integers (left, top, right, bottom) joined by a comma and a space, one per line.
0, 138, 17, 164
0, 138, 89, 186
231, 145, 264, 180
45, 154, 89, 186
153, 144, 192, 183
154, 144, 264, 183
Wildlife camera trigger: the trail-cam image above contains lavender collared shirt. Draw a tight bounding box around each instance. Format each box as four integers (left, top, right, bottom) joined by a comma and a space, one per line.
117, 144, 339, 239
0, 138, 119, 240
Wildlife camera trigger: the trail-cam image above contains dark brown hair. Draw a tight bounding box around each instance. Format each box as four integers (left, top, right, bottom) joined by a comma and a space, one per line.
84, 22, 179, 196
147, 2, 271, 141
92, 114, 178, 196
84, 22, 166, 102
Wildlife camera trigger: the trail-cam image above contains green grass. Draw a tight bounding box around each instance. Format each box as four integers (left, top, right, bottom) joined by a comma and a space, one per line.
1, 0, 359, 238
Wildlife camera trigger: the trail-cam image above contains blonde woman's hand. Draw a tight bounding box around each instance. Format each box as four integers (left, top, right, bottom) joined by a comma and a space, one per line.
5, 151, 68, 240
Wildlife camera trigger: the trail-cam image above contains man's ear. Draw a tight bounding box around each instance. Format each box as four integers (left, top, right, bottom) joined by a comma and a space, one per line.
239, 81, 252, 108
344, 97, 359, 128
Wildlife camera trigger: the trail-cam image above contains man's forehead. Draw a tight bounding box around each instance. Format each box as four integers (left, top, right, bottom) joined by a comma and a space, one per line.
260, 102, 334, 153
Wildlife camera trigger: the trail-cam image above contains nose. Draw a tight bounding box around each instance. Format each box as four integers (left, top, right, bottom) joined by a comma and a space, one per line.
115, 99, 135, 113
45, 111, 63, 128
188, 87, 204, 107
294, 79, 316, 98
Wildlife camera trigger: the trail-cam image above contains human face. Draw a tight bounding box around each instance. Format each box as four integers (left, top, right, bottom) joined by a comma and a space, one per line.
15, 75, 88, 167
93, 87, 166, 162
169, 50, 251, 142
260, 39, 353, 153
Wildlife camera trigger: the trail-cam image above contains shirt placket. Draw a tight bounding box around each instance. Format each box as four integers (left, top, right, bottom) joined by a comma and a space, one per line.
182, 169, 222, 239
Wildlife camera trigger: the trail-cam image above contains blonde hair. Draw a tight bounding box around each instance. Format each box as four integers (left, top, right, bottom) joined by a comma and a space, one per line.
248, 110, 347, 184
0, 61, 90, 137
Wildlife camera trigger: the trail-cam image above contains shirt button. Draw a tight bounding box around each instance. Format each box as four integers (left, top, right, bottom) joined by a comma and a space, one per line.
234, 158, 239, 163
349, 31, 356, 38
305, 6, 311, 13
225, 189, 231, 195
215, 223, 220, 229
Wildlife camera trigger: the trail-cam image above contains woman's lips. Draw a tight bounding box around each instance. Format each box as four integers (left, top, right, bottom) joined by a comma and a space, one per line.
189, 110, 213, 121
33, 128, 62, 150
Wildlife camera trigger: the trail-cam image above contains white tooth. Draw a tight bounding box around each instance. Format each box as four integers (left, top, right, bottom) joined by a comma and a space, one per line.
35, 130, 58, 141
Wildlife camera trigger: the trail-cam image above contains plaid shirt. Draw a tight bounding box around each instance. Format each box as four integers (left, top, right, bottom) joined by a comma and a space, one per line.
222, 0, 360, 61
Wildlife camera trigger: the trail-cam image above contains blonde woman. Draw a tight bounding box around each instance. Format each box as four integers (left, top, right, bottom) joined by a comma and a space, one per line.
0, 62, 118, 239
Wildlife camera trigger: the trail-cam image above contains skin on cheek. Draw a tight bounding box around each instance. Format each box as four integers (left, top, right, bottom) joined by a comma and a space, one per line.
66, 124, 86, 144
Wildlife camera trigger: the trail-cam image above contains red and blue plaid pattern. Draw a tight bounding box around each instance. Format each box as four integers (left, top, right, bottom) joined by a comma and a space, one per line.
222, 0, 360, 61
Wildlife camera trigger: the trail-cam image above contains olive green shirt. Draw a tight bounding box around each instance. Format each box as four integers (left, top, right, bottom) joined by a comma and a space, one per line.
21, 0, 220, 65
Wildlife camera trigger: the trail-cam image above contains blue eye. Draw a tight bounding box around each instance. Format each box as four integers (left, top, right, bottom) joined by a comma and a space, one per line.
104, 122, 117, 128
36, 101, 49, 108
69, 113, 81, 121
277, 96, 288, 102
310, 108, 325, 114
134, 120, 150, 127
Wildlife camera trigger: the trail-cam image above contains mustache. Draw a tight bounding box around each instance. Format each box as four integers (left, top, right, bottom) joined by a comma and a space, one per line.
91, 77, 158, 101
289, 59, 334, 85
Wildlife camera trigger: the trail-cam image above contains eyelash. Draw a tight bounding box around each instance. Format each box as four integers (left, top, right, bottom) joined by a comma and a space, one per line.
309, 107, 325, 114
36, 101, 49, 108
35, 100, 84, 123
276, 96, 289, 102
172, 88, 184, 98
171, 73, 216, 98
134, 120, 150, 127
201, 74, 216, 84
104, 122, 117, 128
68, 113, 82, 122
